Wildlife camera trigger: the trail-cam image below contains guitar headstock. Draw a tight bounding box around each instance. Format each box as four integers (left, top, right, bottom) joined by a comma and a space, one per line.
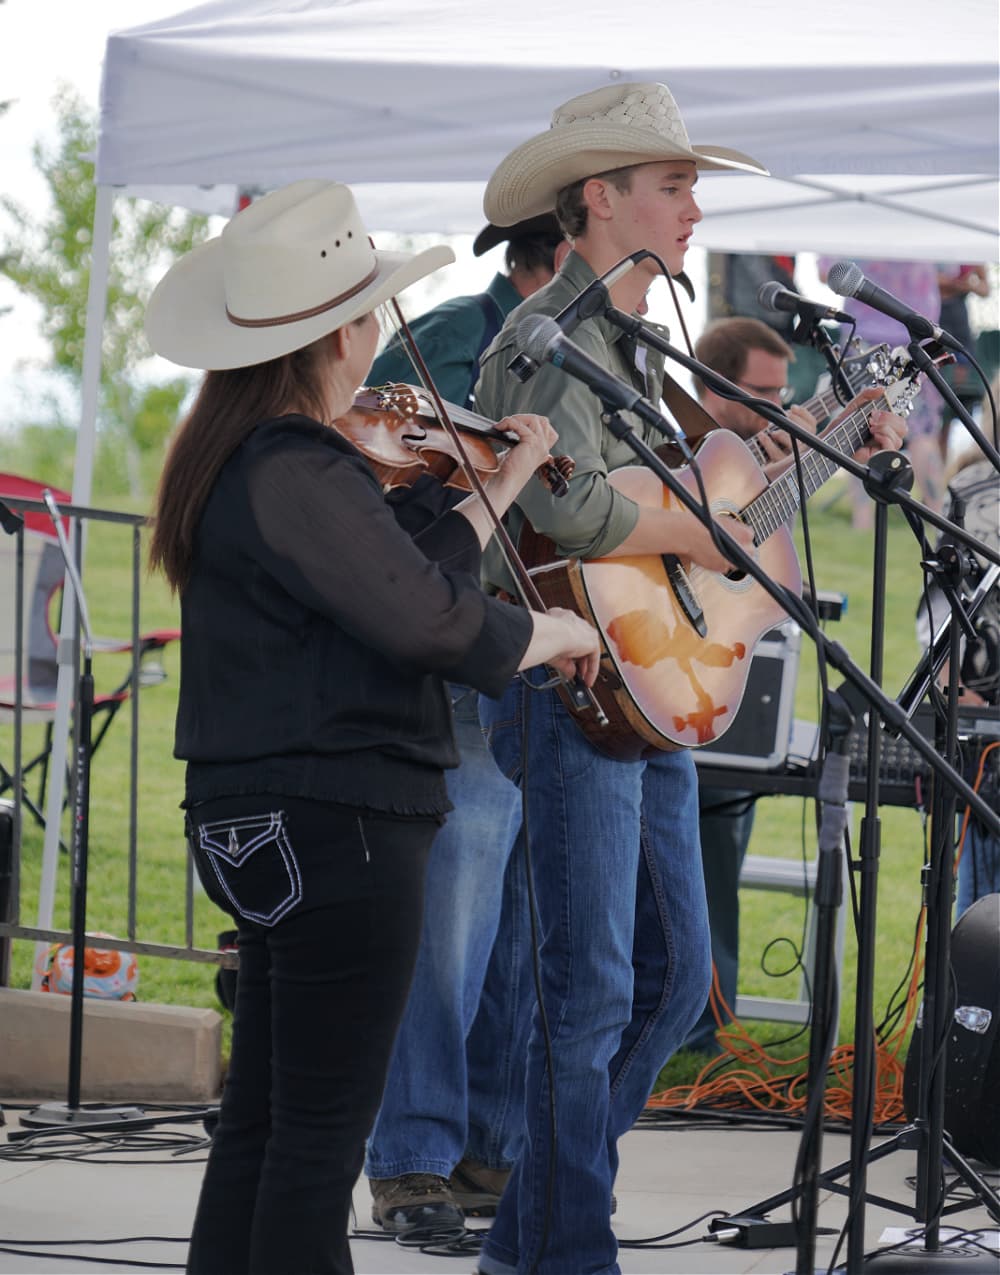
810, 342, 889, 406
869, 340, 955, 416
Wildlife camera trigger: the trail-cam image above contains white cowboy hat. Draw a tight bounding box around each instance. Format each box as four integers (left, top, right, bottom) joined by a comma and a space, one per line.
145, 180, 454, 370
484, 82, 768, 226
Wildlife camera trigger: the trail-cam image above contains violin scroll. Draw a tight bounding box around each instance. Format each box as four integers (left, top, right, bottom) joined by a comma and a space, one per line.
539, 454, 575, 498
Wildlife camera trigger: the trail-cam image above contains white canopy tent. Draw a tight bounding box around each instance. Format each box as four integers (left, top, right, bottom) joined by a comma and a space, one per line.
96, 0, 999, 257
33, 0, 999, 950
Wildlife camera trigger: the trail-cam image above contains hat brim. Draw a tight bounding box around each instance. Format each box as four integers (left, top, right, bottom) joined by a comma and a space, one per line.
146, 239, 455, 371
472, 213, 563, 256
484, 122, 768, 226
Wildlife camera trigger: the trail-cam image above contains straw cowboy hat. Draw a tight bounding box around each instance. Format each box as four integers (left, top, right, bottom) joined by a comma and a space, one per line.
484, 81, 768, 226
146, 180, 454, 370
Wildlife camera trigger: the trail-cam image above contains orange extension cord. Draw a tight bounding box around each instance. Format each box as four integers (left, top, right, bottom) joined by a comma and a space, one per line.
648, 743, 997, 1125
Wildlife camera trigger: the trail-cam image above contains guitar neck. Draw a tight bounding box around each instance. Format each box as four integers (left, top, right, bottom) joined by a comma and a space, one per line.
741, 397, 879, 545
745, 381, 860, 465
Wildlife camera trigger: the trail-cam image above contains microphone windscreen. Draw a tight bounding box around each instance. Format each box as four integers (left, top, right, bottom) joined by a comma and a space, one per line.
756, 281, 785, 312
515, 313, 560, 363
826, 260, 864, 298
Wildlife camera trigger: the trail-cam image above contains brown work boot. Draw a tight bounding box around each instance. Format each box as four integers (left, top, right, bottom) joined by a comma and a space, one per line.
369, 1173, 464, 1234
448, 1157, 510, 1217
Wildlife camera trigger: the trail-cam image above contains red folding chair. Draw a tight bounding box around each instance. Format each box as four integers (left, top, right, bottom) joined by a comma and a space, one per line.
0, 473, 180, 834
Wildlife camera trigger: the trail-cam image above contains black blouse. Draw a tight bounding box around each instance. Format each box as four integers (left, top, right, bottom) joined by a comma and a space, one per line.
176, 415, 532, 815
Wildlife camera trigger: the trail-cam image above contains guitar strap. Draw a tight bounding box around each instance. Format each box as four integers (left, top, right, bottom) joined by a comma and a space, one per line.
655, 367, 722, 466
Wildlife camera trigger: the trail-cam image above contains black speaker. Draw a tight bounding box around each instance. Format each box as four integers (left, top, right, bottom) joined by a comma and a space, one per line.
903, 892, 1000, 1167
694, 622, 800, 771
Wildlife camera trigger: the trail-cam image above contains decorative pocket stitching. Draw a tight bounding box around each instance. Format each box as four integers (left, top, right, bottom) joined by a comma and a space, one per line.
198, 811, 303, 926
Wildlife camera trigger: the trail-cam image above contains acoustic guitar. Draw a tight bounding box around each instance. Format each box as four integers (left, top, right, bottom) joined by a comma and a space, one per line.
529, 346, 936, 760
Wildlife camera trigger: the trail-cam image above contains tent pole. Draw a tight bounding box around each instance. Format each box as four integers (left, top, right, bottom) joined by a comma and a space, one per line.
31, 184, 114, 988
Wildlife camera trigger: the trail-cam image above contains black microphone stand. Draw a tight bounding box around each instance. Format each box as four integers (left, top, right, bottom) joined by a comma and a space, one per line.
593, 309, 1000, 1272
17, 492, 145, 1129
609, 306, 1000, 1264
905, 338, 1000, 476
787, 313, 858, 409
855, 515, 1000, 1273
3, 492, 218, 1143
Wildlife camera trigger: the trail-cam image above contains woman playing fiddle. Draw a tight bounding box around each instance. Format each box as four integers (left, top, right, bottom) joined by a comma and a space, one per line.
145, 180, 598, 1275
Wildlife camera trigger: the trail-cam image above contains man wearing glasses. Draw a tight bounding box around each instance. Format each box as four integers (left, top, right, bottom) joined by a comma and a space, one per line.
694, 316, 807, 441
684, 315, 818, 1053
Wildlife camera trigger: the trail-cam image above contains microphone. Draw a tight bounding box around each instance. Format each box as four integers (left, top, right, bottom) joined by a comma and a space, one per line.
826, 260, 958, 348
515, 313, 669, 434
507, 251, 651, 383
757, 281, 852, 325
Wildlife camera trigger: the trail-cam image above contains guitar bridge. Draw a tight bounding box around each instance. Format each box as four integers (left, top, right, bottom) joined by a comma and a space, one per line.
662, 554, 707, 637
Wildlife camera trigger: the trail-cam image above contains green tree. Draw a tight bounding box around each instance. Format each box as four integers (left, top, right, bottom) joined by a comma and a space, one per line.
0, 85, 211, 500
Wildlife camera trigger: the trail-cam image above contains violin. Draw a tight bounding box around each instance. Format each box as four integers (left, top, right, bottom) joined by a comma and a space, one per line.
334, 382, 574, 497
375, 300, 605, 726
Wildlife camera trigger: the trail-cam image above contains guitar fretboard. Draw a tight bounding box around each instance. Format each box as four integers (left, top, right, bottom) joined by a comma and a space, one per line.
741, 400, 878, 546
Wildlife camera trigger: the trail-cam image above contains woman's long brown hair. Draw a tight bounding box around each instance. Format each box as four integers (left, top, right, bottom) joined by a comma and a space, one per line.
149, 338, 332, 593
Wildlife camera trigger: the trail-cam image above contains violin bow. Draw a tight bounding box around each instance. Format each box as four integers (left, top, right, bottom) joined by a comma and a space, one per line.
389, 298, 606, 722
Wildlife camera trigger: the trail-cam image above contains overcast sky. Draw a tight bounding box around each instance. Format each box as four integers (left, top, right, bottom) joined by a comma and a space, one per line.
0, 0, 522, 421
0, 0, 194, 406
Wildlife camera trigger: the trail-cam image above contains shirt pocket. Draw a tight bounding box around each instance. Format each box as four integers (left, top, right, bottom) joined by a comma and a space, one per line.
197, 811, 302, 926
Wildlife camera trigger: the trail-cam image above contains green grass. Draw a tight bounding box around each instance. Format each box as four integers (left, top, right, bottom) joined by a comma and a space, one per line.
2, 475, 936, 1081
3, 505, 229, 1023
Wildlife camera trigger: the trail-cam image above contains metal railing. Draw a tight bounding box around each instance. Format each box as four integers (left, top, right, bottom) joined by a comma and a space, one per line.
0, 492, 231, 982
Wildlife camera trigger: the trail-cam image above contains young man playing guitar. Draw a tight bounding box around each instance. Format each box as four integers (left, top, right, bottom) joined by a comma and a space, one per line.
473, 82, 905, 1275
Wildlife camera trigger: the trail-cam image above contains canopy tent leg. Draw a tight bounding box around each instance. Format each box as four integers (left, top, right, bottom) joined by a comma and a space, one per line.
31, 184, 114, 987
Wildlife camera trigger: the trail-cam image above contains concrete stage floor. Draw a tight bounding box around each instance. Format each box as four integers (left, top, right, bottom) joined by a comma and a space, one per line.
0, 1103, 997, 1273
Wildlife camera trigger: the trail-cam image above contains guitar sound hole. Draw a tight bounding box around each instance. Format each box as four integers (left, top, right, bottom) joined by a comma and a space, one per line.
718, 515, 750, 583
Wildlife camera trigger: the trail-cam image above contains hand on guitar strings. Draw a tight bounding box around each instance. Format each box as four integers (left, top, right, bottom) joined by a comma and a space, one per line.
754, 404, 820, 477
686, 511, 756, 575
826, 385, 907, 464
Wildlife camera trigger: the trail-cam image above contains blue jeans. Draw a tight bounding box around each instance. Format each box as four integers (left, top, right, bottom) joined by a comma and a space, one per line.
365, 686, 526, 1178
478, 671, 711, 1275
956, 818, 1000, 918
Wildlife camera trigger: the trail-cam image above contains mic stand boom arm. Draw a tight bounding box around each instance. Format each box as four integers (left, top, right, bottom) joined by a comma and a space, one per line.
906, 338, 1000, 476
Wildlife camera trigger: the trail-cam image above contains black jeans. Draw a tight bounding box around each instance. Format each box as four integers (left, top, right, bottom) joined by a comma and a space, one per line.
185, 795, 437, 1275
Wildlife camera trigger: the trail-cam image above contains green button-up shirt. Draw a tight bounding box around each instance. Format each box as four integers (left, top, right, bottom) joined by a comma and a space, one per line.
369, 272, 521, 407
474, 251, 671, 594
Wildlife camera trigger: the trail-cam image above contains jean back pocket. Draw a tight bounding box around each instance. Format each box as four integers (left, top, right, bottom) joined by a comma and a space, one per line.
197, 811, 302, 926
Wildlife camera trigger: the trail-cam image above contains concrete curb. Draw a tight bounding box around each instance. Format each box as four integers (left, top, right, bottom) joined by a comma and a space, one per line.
0, 986, 222, 1101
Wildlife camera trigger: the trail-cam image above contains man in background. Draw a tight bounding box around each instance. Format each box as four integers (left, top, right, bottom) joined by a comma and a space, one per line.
369, 214, 567, 407
366, 217, 572, 1235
